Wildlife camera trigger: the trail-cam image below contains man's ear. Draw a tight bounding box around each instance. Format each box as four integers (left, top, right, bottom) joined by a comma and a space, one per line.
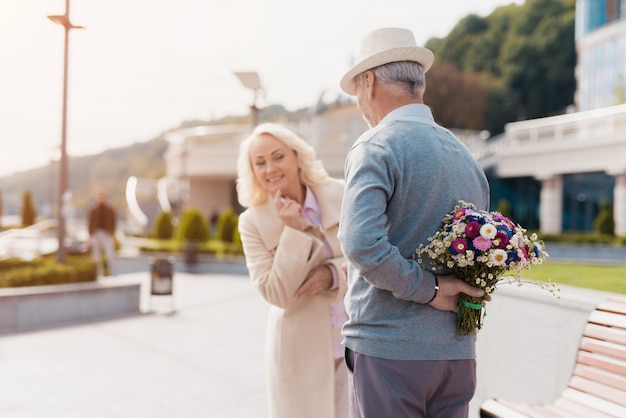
363, 71, 375, 98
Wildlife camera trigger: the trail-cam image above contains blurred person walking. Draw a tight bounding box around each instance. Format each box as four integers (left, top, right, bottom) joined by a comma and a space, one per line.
88, 187, 116, 276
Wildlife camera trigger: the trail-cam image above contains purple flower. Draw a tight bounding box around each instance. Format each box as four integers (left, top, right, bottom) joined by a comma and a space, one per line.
493, 231, 509, 249
450, 238, 468, 255
465, 221, 481, 238
472, 236, 492, 251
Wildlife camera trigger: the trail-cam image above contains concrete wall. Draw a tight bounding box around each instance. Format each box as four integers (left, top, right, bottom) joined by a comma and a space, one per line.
0, 280, 141, 334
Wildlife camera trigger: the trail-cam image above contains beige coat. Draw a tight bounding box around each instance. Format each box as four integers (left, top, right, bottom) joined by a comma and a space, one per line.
238, 178, 347, 418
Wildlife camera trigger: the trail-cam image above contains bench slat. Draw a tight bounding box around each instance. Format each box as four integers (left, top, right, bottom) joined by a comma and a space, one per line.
573, 363, 626, 392
540, 403, 590, 418
480, 398, 559, 417
552, 397, 615, 418
579, 336, 626, 361
479, 398, 534, 418
583, 322, 626, 346
568, 375, 626, 407
577, 350, 626, 376
587, 310, 626, 329
561, 387, 626, 417
599, 298, 626, 315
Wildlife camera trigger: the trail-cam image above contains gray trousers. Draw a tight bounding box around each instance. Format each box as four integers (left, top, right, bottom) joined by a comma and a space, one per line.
345, 348, 476, 418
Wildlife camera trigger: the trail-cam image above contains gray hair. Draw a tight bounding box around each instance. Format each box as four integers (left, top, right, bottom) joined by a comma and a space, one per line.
359, 61, 426, 98
236, 123, 329, 208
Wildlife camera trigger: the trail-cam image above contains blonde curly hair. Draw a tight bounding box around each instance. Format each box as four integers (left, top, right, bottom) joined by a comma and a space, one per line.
236, 123, 329, 208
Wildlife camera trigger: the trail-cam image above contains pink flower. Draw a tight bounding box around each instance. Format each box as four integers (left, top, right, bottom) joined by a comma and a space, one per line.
452, 208, 468, 223
493, 214, 516, 230
520, 245, 530, 260
473, 236, 492, 251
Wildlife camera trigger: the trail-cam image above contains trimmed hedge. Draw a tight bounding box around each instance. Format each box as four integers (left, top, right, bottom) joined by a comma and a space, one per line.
0, 255, 97, 288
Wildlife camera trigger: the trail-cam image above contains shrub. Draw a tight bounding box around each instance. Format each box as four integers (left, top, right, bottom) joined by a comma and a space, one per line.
216, 207, 239, 243
176, 207, 210, 242
0, 255, 97, 288
594, 200, 615, 236
495, 198, 512, 219
21, 190, 36, 227
153, 210, 174, 239
228, 225, 244, 255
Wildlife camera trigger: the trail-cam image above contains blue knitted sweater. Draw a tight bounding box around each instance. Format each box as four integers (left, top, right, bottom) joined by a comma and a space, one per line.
338, 104, 490, 360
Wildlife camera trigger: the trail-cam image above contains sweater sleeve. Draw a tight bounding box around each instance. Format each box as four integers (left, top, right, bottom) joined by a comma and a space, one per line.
338, 142, 436, 304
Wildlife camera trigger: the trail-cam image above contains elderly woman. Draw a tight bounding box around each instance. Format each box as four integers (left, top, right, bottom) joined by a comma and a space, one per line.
236, 123, 348, 418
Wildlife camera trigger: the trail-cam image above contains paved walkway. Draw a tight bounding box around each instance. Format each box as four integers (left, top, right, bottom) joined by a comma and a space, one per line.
1, 250, 622, 417
0, 271, 270, 418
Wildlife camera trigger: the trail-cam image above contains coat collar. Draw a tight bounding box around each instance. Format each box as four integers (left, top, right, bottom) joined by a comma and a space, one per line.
251, 178, 343, 250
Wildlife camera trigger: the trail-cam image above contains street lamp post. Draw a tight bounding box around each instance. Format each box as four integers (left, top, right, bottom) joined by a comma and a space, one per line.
234, 72, 263, 128
47, 0, 83, 264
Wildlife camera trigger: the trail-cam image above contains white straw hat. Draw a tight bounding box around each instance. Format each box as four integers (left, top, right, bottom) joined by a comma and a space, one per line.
340, 27, 434, 96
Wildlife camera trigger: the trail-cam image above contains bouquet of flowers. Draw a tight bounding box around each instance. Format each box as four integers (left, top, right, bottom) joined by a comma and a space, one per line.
415, 201, 555, 336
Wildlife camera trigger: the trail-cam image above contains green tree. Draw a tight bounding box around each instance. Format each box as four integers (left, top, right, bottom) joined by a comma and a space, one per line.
594, 200, 615, 236
176, 207, 210, 242
496, 198, 513, 219
21, 190, 36, 227
485, 82, 518, 136
152, 210, 174, 239
499, 0, 576, 120
216, 207, 239, 243
425, 0, 575, 133
435, 14, 489, 71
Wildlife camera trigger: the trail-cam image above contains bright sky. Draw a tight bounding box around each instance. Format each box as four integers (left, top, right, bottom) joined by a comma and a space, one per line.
0, 0, 523, 177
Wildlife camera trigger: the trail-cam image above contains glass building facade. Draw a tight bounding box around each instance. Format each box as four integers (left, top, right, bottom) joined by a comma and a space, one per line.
576, 0, 623, 38
562, 172, 614, 232
576, 0, 626, 111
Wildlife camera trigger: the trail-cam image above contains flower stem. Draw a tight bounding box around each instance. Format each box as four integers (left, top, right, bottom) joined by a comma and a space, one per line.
457, 294, 485, 336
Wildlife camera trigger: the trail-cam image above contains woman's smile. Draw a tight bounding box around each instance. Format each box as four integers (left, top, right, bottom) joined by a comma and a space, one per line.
250, 133, 302, 201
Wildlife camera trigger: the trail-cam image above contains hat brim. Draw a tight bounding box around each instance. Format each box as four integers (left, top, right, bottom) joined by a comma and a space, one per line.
340, 46, 434, 96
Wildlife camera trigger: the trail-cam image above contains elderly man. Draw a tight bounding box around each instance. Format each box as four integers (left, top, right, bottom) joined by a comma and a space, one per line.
337, 27, 491, 418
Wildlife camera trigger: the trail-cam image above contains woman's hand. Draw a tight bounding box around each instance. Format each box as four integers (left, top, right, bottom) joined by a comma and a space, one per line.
274, 190, 311, 231
294, 265, 333, 297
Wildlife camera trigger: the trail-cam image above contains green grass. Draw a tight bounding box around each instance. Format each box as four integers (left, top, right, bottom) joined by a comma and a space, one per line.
520, 261, 626, 294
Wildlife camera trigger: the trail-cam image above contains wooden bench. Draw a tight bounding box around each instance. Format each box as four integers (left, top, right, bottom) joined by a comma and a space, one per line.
480, 295, 626, 418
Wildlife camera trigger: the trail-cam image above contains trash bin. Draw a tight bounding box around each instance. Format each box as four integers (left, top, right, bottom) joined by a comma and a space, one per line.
150, 257, 174, 295
149, 257, 175, 312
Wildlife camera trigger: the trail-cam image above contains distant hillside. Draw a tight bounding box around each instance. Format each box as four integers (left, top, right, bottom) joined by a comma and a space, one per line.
0, 103, 305, 222
0, 137, 169, 220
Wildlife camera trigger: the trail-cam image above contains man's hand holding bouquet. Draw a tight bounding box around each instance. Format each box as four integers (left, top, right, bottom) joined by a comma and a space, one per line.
416, 201, 557, 335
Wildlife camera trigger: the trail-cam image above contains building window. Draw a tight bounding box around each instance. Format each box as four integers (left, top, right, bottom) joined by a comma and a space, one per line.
562, 172, 614, 232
